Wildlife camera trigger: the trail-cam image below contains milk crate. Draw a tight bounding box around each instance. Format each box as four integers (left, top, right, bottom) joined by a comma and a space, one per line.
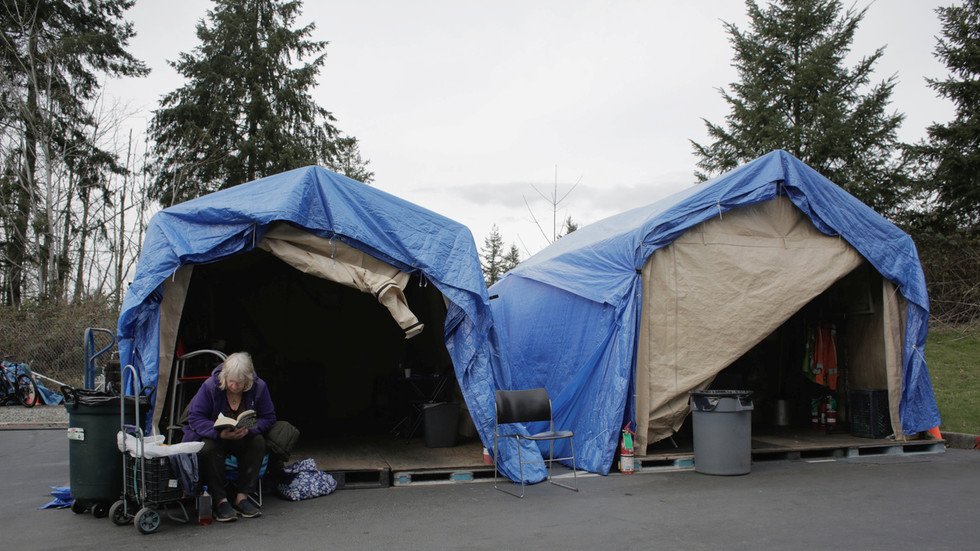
848, 389, 891, 439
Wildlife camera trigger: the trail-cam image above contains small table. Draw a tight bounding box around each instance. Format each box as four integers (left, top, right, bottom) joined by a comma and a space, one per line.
389, 372, 450, 438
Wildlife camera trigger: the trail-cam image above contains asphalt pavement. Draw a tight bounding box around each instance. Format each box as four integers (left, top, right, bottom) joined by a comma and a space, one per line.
2, 428, 978, 550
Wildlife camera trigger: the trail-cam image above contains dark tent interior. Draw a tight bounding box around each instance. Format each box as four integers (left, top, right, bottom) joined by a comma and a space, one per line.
160, 249, 463, 449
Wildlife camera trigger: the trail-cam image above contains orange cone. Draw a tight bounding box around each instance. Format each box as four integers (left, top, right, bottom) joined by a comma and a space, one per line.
926, 426, 942, 440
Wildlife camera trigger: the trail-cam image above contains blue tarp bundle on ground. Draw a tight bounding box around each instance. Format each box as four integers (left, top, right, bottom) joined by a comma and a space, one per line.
116, 166, 539, 481
489, 150, 941, 477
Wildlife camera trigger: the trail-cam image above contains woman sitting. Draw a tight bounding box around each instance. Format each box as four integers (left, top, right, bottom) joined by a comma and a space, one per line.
182, 351, 276, 521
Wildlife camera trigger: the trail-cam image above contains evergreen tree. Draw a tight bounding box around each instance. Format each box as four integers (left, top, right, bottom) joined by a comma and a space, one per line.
500, 244, 521, 274
560, 215, 578, 238
332, 135, 374, 183
0, 0, 147, 304
907, 0, 980, 233
691, 0, 907, 215
149, 0, 369, 205
480, 224, 505, 287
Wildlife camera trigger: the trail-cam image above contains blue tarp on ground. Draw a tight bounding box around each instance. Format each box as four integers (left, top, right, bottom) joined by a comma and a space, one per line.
489, 150, 941, 477
117, 166, 539, 482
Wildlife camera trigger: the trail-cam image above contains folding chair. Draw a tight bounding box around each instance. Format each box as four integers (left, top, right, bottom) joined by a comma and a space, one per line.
225, 453, 270, 507
493, 388, 578, 498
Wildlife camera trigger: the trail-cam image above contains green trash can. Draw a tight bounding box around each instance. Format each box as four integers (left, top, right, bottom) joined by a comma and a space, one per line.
690, 390, 754, 475
64, 388, 146, 517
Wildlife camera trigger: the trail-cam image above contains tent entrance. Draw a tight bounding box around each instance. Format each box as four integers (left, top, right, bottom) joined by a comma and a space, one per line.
636, 196, 906, 455
160, 247, 485, 479
643, 261, 905, 458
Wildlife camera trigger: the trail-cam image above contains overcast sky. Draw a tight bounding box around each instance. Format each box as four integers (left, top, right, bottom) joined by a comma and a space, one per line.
106, 0, 956, 256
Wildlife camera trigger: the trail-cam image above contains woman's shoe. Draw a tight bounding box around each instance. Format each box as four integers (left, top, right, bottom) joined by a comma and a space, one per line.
234, 498, 261, 518
215, 500, 238, 522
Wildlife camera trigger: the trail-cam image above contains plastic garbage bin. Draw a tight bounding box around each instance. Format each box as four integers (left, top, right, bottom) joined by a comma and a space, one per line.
64, 388, 146, 517
690, 390, 753, 475
423, 402, 459, 448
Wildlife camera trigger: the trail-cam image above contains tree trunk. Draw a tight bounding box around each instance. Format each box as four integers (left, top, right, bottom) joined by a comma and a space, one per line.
72, 182, 91, 303
114, 130, 132, 310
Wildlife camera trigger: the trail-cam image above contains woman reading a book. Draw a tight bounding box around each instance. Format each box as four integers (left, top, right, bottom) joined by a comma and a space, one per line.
182, 351, 276, 522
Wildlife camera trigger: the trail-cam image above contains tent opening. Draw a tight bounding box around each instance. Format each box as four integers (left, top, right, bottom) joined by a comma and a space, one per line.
158, 247, 483, 469
637, 196, 907, 457
647, 261, 901, 453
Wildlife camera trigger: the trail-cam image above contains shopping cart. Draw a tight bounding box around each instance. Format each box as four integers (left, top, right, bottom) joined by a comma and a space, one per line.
108, 365, 195, 534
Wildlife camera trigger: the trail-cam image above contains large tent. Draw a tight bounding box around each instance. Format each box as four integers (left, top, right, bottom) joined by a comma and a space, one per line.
488, 150, 941, 477
116, 166, 507, 471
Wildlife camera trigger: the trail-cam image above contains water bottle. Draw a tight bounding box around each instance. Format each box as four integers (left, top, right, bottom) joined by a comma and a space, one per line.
197, 485, 213, 526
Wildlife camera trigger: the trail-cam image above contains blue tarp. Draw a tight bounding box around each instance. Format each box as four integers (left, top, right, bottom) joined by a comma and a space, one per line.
489, 150, 941, 477
117, 166, 537, 482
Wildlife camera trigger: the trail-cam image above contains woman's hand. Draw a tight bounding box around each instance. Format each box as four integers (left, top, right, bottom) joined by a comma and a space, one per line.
219, 427, 248, 440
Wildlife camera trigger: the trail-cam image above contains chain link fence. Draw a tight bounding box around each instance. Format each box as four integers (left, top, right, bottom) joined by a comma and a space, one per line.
0, 298, 117, 390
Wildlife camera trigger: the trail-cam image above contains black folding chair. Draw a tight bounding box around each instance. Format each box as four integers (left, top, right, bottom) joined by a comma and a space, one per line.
493, 388, 578, 498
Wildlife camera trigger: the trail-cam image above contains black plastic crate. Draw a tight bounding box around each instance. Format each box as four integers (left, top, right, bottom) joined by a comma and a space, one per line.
124, 455, 181, 503
848, 389, 891, 439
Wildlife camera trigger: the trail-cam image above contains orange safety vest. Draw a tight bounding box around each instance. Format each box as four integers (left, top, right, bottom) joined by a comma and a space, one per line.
813, 324, 838, 390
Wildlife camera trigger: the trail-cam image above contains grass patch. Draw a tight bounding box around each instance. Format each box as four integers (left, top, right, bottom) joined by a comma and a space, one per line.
926, 323, 980, 435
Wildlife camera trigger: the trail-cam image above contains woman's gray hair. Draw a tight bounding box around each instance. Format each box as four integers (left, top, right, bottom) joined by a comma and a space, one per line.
219, 352, 255, 392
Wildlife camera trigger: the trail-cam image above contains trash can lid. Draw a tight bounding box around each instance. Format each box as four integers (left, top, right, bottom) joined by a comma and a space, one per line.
689, 390, 754, 412
63, 387, 149, 407
689, 389, 753, 398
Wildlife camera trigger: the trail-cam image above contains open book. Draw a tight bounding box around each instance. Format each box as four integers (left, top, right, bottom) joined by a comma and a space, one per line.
214, 409, 257, 431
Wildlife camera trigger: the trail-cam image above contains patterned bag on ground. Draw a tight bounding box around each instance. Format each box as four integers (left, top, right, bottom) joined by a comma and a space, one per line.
276, 458, 337, 501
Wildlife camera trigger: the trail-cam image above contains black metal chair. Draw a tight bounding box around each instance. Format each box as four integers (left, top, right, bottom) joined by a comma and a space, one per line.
493, 388, 578, 498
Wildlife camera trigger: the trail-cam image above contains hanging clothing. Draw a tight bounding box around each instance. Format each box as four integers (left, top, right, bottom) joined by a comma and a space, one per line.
804, 324, 838, 390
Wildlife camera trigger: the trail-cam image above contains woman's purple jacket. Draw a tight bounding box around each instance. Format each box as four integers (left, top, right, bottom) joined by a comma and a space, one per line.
181, 365, 277, 443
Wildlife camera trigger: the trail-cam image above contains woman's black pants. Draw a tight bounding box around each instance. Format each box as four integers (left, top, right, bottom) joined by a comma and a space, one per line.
198, 433, 265, 502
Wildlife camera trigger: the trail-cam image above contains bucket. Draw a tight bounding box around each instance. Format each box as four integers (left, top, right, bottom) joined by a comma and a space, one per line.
423, 402, 459, 448
773, 399, 791, 426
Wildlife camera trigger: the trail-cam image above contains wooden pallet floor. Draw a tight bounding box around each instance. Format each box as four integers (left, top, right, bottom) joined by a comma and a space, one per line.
293, 435, 486, 472
640, 425, 944, 465
289, 426, 944, 486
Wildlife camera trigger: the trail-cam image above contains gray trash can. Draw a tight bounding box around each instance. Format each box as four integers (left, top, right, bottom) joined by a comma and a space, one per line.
690, 390, 753, 475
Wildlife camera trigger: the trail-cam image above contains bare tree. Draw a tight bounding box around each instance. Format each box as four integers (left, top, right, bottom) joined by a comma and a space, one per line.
0, 0, 146, 306
521, 166, 580, 253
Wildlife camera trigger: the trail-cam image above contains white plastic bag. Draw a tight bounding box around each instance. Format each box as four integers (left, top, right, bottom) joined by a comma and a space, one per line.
116, 432, 203, 457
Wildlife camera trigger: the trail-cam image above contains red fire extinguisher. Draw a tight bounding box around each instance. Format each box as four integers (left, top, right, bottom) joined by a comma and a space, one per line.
619, 423, 636, 474
825, 395, 837, 433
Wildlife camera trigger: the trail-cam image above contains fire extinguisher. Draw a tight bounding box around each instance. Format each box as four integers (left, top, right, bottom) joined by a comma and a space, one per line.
825, 395, 837, 433
819, 397, 827, 429
619, 423, 636, 474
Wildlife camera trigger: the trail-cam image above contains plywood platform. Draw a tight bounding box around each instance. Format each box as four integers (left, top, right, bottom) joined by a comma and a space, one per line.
294, 435, 486, 471
639, 426, 944, 470
290, 427, 944, 487
291, 435, 490, 487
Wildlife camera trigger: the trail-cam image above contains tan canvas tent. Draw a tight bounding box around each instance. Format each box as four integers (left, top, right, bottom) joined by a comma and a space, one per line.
634, 196, 905, 452
487, 151, 940, 476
